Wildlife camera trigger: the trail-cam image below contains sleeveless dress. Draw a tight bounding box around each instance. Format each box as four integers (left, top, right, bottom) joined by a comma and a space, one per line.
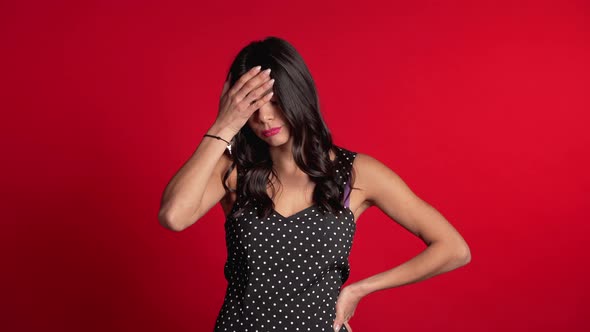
214, 146, 357, 332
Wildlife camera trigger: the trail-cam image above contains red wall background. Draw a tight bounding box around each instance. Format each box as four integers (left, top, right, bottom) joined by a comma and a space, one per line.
1, 1, 588, 331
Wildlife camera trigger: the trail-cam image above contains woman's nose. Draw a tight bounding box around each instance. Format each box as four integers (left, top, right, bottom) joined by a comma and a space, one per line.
256, 106, 274, 123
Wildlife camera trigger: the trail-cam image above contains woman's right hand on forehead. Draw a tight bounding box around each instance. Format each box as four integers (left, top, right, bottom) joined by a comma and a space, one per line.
215, 66, 275, 136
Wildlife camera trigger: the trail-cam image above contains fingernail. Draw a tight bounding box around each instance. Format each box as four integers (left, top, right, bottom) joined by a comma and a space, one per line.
334, 324, 341, 331
253, 66, 262, 71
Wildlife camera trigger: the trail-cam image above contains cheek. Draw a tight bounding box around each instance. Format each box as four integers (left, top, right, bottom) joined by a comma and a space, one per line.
246, 119, 260, 135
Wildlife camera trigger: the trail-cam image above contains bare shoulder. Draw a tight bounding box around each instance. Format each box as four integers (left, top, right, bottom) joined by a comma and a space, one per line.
350, 152, 399, 207
352, 152, 422, 224
337, 151, 392, 222
353, 151, 424, 213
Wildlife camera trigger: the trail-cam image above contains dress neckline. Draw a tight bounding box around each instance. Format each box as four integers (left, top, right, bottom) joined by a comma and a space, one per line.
269, 147, 342, 219
272, 204, 356, 225
272, 203, 319, 219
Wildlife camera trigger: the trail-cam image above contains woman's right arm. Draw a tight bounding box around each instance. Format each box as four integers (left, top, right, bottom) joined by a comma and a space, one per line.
158, 65, 274, 231
158, 124, 236, 232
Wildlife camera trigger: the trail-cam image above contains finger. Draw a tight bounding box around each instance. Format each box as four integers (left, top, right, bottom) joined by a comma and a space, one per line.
234, 67, 272, 102
243, 77, 275, 106
228, 65, 262, 98
333, 321, 342, 332
344, 321, 353, 332
333, 315, 345, 332
246, 91, 273, 114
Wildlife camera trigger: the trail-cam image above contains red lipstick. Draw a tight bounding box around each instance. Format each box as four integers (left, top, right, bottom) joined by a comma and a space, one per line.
262, 126, 281, 137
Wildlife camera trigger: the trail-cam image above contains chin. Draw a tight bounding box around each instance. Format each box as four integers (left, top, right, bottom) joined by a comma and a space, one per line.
265, 136, 288, 146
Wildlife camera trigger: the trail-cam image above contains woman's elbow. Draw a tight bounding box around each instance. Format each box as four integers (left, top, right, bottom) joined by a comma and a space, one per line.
456, 242, 472, 265
158, 210, 187, 232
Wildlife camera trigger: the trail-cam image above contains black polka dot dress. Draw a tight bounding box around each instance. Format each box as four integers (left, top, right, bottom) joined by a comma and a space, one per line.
214, 146, 357, 332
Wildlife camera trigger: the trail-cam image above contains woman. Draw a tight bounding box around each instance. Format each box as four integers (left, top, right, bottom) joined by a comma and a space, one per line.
158, 36, 471, 332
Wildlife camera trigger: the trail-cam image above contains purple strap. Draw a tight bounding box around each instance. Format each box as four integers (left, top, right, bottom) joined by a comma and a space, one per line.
343, 175, 351, 208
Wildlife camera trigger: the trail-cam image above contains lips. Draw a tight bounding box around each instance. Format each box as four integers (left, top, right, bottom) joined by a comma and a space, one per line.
262, 126, 281, 137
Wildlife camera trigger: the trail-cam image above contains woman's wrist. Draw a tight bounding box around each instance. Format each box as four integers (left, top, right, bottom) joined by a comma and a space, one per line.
207, 123, 236, 142
346, 280, 372, 299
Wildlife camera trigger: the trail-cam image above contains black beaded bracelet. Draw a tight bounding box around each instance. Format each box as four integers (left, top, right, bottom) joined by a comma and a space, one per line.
204, 134, 232, 154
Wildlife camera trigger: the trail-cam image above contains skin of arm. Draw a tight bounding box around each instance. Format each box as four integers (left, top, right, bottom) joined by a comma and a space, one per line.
346, 153, 471, 298
333, 152, 472, 330
159, 66, 274, 231
158, 123, 236, 231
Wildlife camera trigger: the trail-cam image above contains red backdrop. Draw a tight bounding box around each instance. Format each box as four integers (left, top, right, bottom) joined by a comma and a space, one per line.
2, 1, 588, 331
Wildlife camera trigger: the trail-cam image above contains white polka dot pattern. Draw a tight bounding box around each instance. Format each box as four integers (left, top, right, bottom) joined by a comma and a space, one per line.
214, 146, 358, 331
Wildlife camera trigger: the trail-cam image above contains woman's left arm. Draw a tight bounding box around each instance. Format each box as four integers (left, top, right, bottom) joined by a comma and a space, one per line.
352, 153, 471, 293
333, 153, 471, 331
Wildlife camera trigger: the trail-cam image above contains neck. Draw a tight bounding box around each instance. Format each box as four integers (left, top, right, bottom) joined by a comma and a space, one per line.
268, 137, 303, 176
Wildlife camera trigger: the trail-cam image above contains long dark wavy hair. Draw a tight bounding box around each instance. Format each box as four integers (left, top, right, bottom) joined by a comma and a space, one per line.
221, 36, 356, 220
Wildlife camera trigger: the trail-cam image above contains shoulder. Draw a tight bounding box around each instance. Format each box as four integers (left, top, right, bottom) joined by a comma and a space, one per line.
348, 151, 384, 179
352, 151, 388, 172
348, 151, 407, 206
